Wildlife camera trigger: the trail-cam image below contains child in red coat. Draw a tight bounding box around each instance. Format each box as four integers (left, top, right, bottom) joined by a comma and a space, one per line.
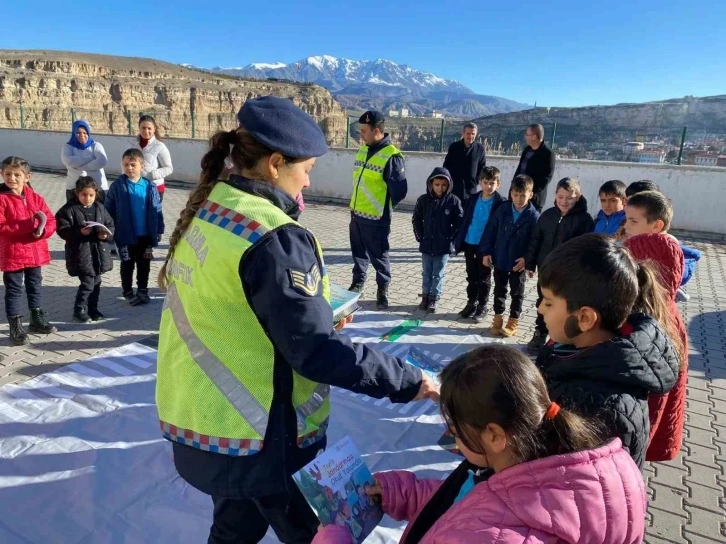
0, 157, 57, 345
624, 190, 688, 461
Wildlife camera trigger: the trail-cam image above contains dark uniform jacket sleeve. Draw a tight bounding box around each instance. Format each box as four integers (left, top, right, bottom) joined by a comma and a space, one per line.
240, 224, 423, 402
383, 155, 407, 207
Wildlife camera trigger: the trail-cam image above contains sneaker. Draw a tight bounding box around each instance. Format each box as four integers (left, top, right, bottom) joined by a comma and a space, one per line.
8, 316, 29, 346
501, 318, 519, 338
135, 289, 151, 305
489, 314, 504, 336
28, 308, 57, 334
418, 295, 430, 311
376, 287, 389, 310
426, 297, 437, 313
526, 331, 548, 354
676, 287, 690, 302
347, 282, 364, 294
73, 311, 92, 324
458, 301, 477, 318
472, 305, 487, 324
88, 310, 105, 322
123, 291, 135, 303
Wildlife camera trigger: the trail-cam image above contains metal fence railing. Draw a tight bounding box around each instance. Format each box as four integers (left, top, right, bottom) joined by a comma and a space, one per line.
2, 105, 725, 166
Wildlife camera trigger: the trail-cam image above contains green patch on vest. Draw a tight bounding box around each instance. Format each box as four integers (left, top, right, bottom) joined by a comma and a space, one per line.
288, 263, 322, 296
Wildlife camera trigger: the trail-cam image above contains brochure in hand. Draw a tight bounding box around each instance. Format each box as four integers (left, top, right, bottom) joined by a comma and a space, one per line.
405, 346, 445, 385
330, 284, 361, 324
84, 221, 113, 236
292, 436, 382, 543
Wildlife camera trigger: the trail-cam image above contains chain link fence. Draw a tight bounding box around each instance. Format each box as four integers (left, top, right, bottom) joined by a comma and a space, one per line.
3, 105, 725, 166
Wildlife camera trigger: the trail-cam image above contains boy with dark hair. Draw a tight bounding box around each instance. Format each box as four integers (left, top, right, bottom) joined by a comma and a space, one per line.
524, 177, 594, 353
105, 148, 164, 306
453, 166, 504, 323
625, 180, 660, 198
479, 175, 539, 337
412, 167, 463, 313
594, 180, 626, 235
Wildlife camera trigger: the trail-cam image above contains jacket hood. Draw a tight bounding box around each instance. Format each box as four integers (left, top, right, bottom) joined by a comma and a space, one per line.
546, 313, 679, 395
427, 167, 453, 197
624, 233, 684, 299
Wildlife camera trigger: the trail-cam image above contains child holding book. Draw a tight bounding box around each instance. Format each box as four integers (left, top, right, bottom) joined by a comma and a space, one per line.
479, 174, 539, 337
0, 156, 57, 345
105, 149, 164, 306
412, 167, 463, 313
314, 345, 646, 544
56, 175, 115, 323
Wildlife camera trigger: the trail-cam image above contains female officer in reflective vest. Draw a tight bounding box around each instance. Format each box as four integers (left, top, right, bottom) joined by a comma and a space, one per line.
156, 96, 439, 544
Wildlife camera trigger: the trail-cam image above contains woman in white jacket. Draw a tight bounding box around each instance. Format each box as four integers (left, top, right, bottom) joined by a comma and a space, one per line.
61, 120, 108, 202
132, 115, 173, 202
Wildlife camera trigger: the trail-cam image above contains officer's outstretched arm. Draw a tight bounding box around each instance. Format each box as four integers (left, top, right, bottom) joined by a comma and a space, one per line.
240, 225, 423, 403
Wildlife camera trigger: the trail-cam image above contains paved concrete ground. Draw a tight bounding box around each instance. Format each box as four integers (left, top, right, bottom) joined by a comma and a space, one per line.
1, 173, 724, 542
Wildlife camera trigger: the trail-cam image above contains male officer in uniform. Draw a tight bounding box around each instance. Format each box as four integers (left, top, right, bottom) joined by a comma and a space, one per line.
349, 111, 407, 309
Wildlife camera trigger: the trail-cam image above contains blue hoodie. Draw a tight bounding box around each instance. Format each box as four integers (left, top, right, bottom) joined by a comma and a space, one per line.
594, 209, 626, 236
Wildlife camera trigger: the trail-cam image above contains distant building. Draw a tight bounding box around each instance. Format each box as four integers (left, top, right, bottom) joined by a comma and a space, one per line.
388, 110, 400, 118
430, 110, 444, 119
694, 153, 718, 167
400, 108, 410, 118
623, 141, 644, 154
638, 150, 665, 164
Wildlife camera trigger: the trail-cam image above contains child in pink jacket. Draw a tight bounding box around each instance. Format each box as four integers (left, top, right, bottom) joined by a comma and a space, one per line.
315, 345, 646, 544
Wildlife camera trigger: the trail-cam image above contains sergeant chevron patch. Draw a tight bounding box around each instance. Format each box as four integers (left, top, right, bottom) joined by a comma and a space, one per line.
288, 263, 322, 296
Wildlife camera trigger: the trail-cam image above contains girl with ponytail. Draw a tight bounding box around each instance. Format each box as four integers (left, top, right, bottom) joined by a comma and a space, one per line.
535, 233, 680, 469
315, 345, 647, 544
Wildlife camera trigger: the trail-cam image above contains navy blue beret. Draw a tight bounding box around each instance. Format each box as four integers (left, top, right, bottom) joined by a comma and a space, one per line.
359, 110, 385, 126
237, 96, 328, 158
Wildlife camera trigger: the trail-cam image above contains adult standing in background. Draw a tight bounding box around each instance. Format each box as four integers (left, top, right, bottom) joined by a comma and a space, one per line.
443, 122, 486, 201
61, 120, 108, 202
349, 111, 407, 310
131, 114, 174, 203
512, 124, 555, 212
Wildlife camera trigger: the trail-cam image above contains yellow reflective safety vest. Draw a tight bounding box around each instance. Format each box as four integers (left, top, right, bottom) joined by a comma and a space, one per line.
156, 183, 331, 456
350, 143, 402, 220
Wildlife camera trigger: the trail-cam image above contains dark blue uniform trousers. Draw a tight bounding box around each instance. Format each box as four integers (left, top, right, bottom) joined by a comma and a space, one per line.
349, 214, 391, 288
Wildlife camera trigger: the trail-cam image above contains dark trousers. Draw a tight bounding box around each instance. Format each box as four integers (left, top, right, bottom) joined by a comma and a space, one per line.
3, 267, 42, 317
120, 237, 152, 294
493, 268, 527, 318
159, 191, 165, 203
75, 275, 102, 312
349, 216, 391, 287
463, 243, 492, 305
208, 486, 318, 544
535, 283, 548, 333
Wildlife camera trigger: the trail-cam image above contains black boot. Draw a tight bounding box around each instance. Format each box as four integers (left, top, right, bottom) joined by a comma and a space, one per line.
348, 282, 365, 294
526, 330, 548, 354
8, 316, 29, 346
73, 307, 92, 324
135, 289, 151, 305
459, 301, 478, 318
376, 286, 389, 310
472, 304, 487, 323
427, 297, 438, 314
29, 308, 57, 334
418, 294, 430, 311
88, 309, 105, 321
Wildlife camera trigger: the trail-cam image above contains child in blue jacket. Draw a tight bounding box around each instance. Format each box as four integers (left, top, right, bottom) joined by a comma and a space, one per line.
105, 149, 164, 306
594, 180, 626, 236
479, 175, 540, 337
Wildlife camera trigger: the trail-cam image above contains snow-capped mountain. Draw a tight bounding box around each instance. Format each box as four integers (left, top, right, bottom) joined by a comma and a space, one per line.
205, 56, 529, 118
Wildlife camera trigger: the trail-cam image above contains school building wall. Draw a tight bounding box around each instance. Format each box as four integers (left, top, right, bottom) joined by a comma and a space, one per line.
2, 128, 725, 235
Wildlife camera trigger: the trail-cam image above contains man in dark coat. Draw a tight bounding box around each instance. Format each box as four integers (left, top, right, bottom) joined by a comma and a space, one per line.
512, 124, 555, 211
443, 122, 486, 202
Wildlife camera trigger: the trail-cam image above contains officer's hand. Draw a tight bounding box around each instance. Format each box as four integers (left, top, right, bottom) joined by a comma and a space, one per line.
334, 314, 354, 331
482, 255, 492, 268
512, 258, 525, 272
413, 372, 440, 402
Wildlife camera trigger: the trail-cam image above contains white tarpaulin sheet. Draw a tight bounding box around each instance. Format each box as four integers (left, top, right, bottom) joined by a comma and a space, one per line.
0, 312, 504, 543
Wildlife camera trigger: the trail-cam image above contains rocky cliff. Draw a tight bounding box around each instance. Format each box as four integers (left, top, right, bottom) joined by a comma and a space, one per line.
473, 95, 726, 129
0, 50, 348, 144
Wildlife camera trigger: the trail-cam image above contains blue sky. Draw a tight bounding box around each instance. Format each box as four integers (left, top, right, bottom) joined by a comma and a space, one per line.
1, 1, 722, 107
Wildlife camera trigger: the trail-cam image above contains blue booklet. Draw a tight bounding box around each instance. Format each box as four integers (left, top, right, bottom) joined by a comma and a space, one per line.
293, 436, 382, 543
330, 284, 361, 323
405, 346, 445, 384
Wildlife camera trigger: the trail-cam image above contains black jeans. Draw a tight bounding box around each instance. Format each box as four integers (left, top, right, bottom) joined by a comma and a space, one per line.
349, 215, 391, 287
463, 243, 492, 305
120, 237, 152, 294
3, 267, 42, 317
208, 485, 318, 544
493, 269, 527, 318
75, 275, 102, 312
535, 283, 548, 333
